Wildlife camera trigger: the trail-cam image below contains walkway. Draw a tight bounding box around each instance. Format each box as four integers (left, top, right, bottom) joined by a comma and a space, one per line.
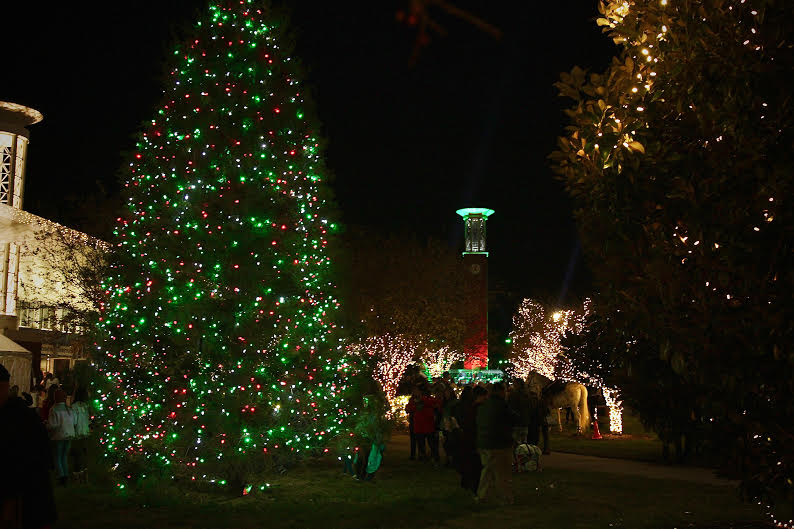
390, 433, 735, 487
536, 451, 735, 487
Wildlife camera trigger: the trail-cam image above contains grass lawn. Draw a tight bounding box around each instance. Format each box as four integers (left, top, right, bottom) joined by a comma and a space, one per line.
550, 411, 666, 463
53, 433, 768, 529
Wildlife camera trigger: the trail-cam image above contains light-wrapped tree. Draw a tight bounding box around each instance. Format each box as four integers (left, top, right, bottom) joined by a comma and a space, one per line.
94, 0, 358, 490
508, 299, 585, 380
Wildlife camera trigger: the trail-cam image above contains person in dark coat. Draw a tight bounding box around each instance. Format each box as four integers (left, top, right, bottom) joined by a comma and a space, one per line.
452, 386, 473, 430
0, 363, 57, 529
406, 387, 419, 460
508, 380, 532, 445
526, 382, 551, 454
476, 382, 517, 504
455, 385, 487, 494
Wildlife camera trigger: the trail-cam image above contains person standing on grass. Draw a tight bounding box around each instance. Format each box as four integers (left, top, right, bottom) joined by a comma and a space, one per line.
47, 389, 76, 486
406, 386, 420, 460
0, 362, 57, 529
452, 386, 473, 430
405, 384, 438, 461
344, 395, 389, 482
508, 379, 531, 447
526, 381, 550, 454
476, 382, 517, 504
440, 385, 459, 466
428, 384, 444, 464
70, 387, 91, 483
456, 385, 487, 494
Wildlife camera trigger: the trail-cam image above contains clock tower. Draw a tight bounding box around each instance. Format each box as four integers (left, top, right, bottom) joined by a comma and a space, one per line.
456, 207, 494, 369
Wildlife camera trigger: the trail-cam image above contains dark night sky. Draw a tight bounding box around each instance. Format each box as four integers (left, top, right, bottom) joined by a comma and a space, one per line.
2, 1, 614, 313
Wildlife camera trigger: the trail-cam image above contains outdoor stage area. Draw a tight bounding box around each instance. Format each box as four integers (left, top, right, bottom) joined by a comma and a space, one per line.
54, 426, 767, 529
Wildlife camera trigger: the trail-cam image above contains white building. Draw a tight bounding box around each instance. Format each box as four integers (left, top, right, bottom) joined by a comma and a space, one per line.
0, 101, 107, 390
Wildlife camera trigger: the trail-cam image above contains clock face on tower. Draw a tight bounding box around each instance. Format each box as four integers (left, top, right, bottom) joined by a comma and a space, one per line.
470, 263, 481, 275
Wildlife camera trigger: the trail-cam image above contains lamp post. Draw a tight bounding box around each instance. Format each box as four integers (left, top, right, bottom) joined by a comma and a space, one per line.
456, 207, 494, 369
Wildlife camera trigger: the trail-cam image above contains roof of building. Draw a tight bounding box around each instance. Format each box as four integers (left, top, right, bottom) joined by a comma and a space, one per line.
0, 204, 109, 250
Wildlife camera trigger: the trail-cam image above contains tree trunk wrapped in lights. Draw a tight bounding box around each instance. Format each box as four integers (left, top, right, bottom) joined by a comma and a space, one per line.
94, 0, 359, 491
349, 334, 419, 406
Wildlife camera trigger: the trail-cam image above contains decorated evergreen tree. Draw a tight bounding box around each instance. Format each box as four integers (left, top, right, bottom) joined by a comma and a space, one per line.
94, 0, 358, 490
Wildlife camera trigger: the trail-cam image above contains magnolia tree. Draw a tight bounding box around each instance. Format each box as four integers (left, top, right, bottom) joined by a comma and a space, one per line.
551, 0, 793, 514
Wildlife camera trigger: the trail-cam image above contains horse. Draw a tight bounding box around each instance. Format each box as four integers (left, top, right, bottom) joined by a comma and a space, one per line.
526, 371, 590, 433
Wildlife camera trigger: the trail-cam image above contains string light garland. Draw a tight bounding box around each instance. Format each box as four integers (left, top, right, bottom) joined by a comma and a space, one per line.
601, 387, 623, 435
0, 203, 109, 250
93, 0, 358, 492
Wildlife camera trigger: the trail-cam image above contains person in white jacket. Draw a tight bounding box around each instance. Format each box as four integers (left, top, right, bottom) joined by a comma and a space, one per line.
47, 389, 76, 485
71, 387, 91, 483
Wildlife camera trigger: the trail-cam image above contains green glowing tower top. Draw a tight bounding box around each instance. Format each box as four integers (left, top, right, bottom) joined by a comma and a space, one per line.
456, 208, 495, 254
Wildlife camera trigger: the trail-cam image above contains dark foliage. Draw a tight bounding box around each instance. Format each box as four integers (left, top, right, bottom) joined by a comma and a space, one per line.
552, 0, 793, 512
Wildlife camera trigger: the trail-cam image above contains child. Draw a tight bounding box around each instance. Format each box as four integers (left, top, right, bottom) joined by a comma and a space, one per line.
352, 395, 390, 481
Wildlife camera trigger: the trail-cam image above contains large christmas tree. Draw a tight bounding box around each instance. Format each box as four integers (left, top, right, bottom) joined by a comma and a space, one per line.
94, 0, 356, 490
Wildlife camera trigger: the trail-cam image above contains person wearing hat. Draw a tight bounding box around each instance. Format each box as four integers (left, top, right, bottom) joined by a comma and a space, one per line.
47, 388, 76, 486
0, 362, 57, 528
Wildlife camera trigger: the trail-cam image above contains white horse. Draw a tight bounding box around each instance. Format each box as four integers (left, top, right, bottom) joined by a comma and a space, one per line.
527, 371, 590, 433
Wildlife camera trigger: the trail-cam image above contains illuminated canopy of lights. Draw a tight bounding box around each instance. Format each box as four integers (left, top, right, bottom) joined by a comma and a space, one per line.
349, 334, 461, 411
509, 298, 623, 433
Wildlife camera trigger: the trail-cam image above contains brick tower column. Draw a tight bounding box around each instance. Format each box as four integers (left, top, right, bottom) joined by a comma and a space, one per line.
456, 208, 494, 369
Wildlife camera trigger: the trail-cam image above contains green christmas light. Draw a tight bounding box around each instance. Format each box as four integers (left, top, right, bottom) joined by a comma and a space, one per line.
94, 0, 359, 491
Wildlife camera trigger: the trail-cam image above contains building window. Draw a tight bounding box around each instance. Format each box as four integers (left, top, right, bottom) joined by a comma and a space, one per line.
17, 302, 82, 334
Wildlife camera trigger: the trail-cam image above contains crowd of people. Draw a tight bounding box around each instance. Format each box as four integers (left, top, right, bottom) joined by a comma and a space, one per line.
405, 372, 550, 504
4, 359, 552, 525
0, 363, 91, 528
